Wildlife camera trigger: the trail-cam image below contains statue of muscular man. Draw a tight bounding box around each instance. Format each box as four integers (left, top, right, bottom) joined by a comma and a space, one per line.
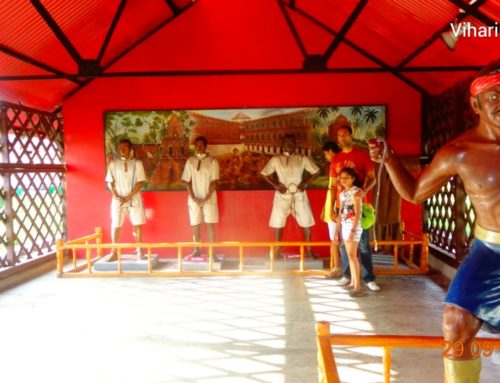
369, 60, 499, 383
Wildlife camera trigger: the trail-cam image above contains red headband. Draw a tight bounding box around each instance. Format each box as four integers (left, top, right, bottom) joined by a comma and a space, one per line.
470, 73, 500, 96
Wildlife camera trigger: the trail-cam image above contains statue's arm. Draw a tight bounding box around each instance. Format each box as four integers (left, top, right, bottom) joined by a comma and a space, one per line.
384, 146, 457, 204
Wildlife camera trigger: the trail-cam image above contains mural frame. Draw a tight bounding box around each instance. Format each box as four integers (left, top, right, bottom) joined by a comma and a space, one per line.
104, 106, 386, 191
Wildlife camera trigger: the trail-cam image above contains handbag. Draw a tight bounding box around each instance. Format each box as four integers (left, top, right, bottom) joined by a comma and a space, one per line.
361, 203, 376, 229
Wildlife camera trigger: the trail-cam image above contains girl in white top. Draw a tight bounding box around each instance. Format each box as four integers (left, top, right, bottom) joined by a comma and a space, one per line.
338, 167, 364, 297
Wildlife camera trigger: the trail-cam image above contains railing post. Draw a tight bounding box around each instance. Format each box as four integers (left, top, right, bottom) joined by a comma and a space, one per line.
239, 246, 243, 272
56, 239, 64, 277
383, 346, 392, 383
270, 245, 274, 272
147, 247, 152, 273
177, 245, 183, 272
316, 321, 340, 383
300, 245, 304, 272
422, 233, 430, 273
85, 240, 91, 273
408, 244, 414, 264
95, 227, 103, 258
393, 245, 399, 270
208, 245, 213, 272
330, 243, 334, 270
117, 249, 122, 274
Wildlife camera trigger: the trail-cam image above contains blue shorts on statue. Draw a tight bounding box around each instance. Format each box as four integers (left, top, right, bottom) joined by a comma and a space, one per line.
445, 237, 500, 330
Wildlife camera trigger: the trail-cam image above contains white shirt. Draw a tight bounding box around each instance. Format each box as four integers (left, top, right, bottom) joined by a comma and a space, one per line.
340, 186, 361, 224
181, 155, 219, 203
106, 159, 146, 205
261, 153, 319, 194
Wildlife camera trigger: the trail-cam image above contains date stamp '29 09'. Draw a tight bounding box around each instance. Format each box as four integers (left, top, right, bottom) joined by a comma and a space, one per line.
443, 341, 494, 358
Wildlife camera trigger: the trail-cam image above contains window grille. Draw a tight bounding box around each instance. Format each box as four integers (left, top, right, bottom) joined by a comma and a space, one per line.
0, 102, 65, 270
422, 79, 478, 265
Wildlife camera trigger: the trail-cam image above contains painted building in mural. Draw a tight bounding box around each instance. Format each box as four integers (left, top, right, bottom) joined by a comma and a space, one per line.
191, 112, 241, 145
240, 109, 316, 156
135, 114, 189, 187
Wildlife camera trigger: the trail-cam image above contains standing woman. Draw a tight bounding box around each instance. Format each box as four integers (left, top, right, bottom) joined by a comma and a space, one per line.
338, 167, 364, 297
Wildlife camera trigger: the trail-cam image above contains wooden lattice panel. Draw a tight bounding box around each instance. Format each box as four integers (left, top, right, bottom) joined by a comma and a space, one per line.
422, 77, 478, 263
423, 93, 457, 159
460, 86, 480, 133
9, 172, 65, 261
0, 102, 65, 269
463, 195, 476, 249
424, 179, 457, 259
4, 107, 63, 164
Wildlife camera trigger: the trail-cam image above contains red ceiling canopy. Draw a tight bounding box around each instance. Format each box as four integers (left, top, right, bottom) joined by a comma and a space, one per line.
0, 0, 499, 111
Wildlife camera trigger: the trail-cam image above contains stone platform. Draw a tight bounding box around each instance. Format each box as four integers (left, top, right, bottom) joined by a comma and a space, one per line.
268, 259, 323, 271
210, 255, 324, 271
93, 254, 159, 271
92, 253, 322, 273
160, 254, 223, 271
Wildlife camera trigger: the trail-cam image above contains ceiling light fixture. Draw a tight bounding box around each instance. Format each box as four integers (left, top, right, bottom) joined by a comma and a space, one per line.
441, 0, 479, 50
441, 21, 462, 50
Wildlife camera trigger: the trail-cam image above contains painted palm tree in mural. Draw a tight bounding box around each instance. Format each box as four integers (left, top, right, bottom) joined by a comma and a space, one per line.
329, 106, 340, 117
311, 114, 322, 129
317, 107, 331, 120
319, 106, 340, 121
351, 106, 363, 118
350, 106, 363, 138
358, 108, 380, 142
363, 108, 379, 125
105, 113, 139, 156
313, 106, 341, 140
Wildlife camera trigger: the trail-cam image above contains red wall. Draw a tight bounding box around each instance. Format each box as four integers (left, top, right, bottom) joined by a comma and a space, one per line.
63, 73, 422, 252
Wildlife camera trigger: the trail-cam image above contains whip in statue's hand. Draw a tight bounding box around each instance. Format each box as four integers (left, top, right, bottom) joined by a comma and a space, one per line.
368, 138, 390, 164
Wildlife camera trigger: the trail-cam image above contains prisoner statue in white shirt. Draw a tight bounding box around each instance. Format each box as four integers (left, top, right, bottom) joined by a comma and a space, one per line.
261, 133, 320, 259
181, 136, 219, 257
104, 138, 147, 262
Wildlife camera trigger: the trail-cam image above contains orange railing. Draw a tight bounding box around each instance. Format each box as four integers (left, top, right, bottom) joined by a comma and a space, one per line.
316, 321, 500, 383
55, 227, 429, 277
369, 232, 429, 275
56, 227, 103, 276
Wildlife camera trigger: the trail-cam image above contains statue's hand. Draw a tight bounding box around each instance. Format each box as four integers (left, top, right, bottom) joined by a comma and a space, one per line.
368, 138, 388, 163
275, 183, 288, 194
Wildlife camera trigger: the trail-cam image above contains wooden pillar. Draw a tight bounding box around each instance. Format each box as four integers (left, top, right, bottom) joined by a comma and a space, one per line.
0, 108, 16, 266
454, 176, 467, 262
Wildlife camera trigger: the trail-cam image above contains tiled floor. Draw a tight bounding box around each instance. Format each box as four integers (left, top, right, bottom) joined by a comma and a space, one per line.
0, 272, 498, 382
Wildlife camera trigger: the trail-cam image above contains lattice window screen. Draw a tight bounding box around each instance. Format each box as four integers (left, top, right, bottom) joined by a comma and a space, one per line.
0, 102, 65, 269
463, 195, 476, 250
422, 78, 478, 264
424, 179, 458, 259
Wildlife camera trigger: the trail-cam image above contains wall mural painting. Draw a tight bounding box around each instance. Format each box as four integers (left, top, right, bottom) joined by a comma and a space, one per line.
104, 106, 386, 191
